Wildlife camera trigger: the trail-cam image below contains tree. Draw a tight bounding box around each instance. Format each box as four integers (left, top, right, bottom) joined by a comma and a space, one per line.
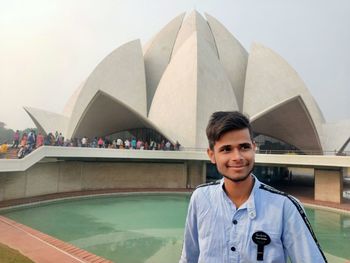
0, 122, 37, 144
0, 122, 14, 144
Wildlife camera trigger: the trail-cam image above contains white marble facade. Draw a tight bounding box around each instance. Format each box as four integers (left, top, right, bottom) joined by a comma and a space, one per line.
24, 11, 350, 153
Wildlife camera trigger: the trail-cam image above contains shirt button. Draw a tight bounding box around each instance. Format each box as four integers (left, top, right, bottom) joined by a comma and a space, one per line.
231, 246, 236, 252
232, 219, 238, 225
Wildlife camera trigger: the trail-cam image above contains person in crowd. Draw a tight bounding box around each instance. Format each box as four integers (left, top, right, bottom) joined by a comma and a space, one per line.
44, 132, 53, 146
131, 137, 137, 149
36, 132, 44, 148
124, 139, 130, 149
91, 137, 98, 148
160, 140, 165, 150
136, 139, 143, 149
140, 141, 145, 150
63, 138, 71, 147
20, 133, 27, 147
45, 133, 51, 146
12, 130, 20, 148
116, 138, 123, 149
0, 142, 8, 156
104, 136, 111, 148
150, 140, 155, 150
44, 133, 51, 146
98, 137, 104, 148
57, 133, 64, 146
72, 138, 79, 147
27, 130, 36, 148
165, 141, 171, 150
175, 140, 181, 151
112, 139, 117, 148
81, 136, 87, 147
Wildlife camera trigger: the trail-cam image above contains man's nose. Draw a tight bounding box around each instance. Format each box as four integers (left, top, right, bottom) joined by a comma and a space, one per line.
230, 148, 243, 161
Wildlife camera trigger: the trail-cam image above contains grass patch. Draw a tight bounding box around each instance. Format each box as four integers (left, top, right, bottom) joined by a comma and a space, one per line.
0, 243, 34, 263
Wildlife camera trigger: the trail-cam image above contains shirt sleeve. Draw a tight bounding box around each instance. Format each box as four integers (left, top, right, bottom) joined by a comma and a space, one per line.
282, 197, 327, 263
179, 191, 200, 263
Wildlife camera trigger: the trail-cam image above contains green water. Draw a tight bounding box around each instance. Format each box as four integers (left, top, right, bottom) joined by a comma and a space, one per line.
1, 194, 349, 262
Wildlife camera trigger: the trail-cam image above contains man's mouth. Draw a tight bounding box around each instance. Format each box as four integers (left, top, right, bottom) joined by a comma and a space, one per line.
227, 165, 245, 169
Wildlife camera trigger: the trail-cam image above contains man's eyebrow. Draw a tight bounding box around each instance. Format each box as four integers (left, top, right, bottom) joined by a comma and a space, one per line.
217, 142, 252, 151
218, 145, 231, 150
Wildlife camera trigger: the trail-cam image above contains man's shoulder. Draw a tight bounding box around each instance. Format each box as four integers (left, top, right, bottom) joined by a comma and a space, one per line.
257, 182, 303, 211
196, 180, 221, 190
192, 180, 221, 199
190, 180, 221, 208
258, 183, 288, 197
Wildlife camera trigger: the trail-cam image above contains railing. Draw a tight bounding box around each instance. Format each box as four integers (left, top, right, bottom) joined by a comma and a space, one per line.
1, 146, 350, 173
180, 147, 349, 156
1, 144, 349, 160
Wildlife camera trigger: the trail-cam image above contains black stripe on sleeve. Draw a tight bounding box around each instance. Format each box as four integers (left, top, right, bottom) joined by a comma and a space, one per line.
259, 184, 328, 263
196, 180, 220, 189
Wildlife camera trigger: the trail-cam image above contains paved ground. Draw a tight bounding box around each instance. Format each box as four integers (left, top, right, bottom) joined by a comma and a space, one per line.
278, 184, 350, 211
0, 216, 112, 263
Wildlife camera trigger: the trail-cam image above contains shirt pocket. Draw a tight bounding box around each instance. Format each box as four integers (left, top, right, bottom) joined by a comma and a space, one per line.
248, 226, 285, 263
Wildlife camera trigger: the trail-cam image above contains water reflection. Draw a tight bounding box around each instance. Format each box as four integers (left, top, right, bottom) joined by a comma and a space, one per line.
307, 208, 350, 259
1, 195, 349, 262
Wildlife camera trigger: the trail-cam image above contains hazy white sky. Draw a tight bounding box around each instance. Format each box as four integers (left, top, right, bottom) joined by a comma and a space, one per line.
1, 0, 349, 130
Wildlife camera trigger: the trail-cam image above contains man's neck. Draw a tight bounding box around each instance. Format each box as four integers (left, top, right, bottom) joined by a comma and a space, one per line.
223, 175, 254, 208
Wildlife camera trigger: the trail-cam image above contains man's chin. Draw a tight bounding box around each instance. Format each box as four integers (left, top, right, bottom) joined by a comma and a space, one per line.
223, 173, 251, 183
222, 167, 254, 183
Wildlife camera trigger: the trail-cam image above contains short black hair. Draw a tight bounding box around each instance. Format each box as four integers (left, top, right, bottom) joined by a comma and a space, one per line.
206, 111, 253, 150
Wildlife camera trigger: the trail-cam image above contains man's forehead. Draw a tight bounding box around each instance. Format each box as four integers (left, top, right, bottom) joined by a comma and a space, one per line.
216, 128, 252, 141
214, 141, 254, 151
215, 138, 253, 147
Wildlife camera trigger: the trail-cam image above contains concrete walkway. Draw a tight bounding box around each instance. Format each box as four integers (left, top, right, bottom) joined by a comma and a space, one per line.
0, 216, 112, 263
278, 184, 350, 212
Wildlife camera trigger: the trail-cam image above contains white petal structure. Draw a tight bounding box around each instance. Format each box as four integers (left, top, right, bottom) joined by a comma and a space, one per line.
322, 120, 350, 154
149, 32, 238, 149
171, 11, 218, 59
24, 11, 349, 154
205, 13, 248, 111
24, 107, 69, 136
68, 90, 158, 139
66, 39, 148, 139
250, 96, 322, 153
244, 43, 325, 152
62, 80, 85, 117
143, 13, 185, 112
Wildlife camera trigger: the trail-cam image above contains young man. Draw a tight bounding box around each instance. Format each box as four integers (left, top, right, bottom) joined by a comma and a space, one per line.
180, 111, 327, 263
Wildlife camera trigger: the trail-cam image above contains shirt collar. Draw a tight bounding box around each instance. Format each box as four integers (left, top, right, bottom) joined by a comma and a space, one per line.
220, 175, 260, 219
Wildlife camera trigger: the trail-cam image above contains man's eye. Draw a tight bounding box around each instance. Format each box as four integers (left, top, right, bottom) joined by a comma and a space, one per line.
241, 144, 251, 150
221, 147, 231, 152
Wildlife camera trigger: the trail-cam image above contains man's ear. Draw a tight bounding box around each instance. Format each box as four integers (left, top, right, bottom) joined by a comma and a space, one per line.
207, 148, 216, 164
252, 140, 257, 152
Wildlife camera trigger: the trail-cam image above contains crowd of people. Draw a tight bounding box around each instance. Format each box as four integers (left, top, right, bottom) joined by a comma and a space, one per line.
7, 130, 181, 158
72, 135, 181, 151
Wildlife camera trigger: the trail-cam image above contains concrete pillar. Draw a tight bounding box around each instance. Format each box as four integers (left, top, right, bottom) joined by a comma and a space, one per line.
314, 168, 344, 204
186, 161, 206, 188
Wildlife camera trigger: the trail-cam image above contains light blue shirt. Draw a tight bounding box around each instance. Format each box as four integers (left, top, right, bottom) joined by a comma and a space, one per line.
179, 176, 327, 263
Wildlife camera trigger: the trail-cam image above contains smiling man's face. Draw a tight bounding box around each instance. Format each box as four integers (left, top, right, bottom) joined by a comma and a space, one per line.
207, 128, 256, 183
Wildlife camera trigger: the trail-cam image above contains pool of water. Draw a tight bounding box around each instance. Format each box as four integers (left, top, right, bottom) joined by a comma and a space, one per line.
1, 193, 349, 262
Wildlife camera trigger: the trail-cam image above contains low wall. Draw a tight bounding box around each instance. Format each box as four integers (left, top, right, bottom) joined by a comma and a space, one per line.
0, 160, 206, 202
